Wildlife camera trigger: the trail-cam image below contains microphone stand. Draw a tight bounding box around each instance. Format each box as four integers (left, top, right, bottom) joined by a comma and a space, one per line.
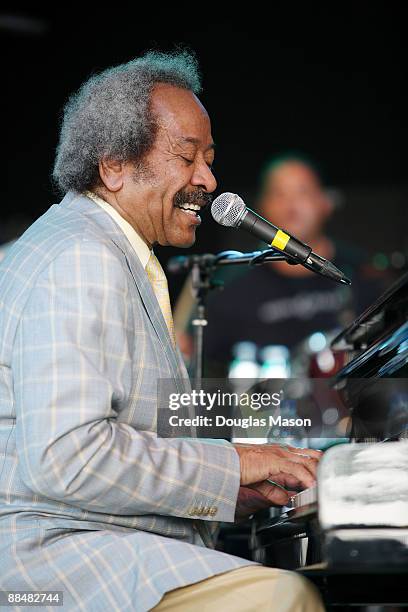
177, 249, 290, 388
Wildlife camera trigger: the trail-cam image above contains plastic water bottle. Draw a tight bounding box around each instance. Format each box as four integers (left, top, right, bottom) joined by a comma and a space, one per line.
229, 342, 261, 443
259, 345, 291, 379
228, 341, 260, 380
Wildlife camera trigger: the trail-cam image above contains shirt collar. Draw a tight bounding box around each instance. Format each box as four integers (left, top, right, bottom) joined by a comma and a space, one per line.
83, 190, 152, 269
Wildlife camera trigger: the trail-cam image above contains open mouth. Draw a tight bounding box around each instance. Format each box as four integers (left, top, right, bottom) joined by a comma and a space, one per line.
174, 203, 202, 218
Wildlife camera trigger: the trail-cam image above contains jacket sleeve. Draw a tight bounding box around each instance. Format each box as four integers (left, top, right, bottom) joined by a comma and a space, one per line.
13, 239, 240, 522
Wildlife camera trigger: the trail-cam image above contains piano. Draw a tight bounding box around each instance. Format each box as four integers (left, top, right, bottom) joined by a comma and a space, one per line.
250, 272, 408, 606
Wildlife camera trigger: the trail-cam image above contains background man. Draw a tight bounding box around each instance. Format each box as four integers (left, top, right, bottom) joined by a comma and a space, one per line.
0, 51, 323, 610
204, 154, 388, 375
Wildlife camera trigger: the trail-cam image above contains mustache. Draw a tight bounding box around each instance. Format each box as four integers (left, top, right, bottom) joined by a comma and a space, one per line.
173, 189, 213, 209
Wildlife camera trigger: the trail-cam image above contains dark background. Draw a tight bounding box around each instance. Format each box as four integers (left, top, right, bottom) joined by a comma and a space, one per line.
1, 4, 406, 298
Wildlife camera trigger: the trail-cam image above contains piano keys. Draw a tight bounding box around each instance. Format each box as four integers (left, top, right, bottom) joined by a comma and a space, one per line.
289, 484, 317, 510
252, 442, 408, 571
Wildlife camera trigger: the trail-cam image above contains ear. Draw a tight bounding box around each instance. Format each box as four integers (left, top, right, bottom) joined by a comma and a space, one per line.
98, 157, 125, 192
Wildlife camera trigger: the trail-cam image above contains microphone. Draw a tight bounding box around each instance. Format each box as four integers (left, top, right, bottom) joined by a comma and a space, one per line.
211, 192, 351, 285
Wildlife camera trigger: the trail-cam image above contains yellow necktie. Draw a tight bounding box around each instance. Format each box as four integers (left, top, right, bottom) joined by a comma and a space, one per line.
146, 252, 176, 346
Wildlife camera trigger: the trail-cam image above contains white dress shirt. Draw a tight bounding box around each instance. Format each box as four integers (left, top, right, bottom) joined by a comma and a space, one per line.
84, 190, 151, 268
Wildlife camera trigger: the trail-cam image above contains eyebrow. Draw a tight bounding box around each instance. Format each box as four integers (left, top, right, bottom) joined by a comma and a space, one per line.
179, 136, 216, 151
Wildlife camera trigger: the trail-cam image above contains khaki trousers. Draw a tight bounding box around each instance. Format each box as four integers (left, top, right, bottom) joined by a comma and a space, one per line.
153, 565, 325, 611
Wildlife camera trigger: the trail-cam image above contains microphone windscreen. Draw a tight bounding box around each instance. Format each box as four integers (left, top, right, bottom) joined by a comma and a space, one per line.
211, 192, 246, 227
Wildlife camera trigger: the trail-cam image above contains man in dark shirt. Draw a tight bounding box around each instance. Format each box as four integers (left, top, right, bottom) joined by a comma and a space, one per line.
204, 154, 386, 374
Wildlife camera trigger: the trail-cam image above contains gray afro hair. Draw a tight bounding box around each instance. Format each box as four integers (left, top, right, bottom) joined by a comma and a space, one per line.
52, 49, 202, 193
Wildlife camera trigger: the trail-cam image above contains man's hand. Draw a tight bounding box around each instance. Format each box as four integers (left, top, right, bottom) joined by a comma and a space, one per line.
233, 443, 322, 520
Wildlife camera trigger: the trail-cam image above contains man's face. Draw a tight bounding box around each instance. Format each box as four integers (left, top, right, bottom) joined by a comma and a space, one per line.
257, 161, 331, 243
119, 84, 216, 248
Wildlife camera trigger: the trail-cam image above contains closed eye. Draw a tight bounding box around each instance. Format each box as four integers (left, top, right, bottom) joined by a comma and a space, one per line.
180, 155, 214, 171
180, 156, 194, 165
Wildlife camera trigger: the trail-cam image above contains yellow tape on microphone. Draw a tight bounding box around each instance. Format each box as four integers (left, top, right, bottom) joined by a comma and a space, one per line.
271, 229, 290, 251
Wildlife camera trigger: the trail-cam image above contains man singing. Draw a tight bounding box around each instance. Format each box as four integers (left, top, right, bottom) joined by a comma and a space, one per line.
0, 50, 323, 611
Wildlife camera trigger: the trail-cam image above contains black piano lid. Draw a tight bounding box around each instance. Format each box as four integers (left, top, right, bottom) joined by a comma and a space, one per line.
331, 271, 408, 353
331, 272, 408, 440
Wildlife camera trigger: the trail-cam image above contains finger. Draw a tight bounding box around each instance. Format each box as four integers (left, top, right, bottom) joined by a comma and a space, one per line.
284, 454, 319, 478
267, 450, 319, 479
267, 472, 303, 490
255, 482, 290, 506
237, 487, 271, 511
266, 444, 322, 465
235, 488, 272, 520
292, 448, 323, 460
276, 444, 323, 459
279, 459, 316, 489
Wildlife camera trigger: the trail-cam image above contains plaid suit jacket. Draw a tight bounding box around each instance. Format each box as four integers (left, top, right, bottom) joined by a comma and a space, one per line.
0, 191, 253, 611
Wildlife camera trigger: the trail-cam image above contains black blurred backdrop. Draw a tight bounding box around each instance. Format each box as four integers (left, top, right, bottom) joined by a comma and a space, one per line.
1, 4, 407, 298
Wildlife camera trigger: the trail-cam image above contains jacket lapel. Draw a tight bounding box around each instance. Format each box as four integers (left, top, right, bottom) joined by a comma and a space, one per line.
59, 192, 188, 386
